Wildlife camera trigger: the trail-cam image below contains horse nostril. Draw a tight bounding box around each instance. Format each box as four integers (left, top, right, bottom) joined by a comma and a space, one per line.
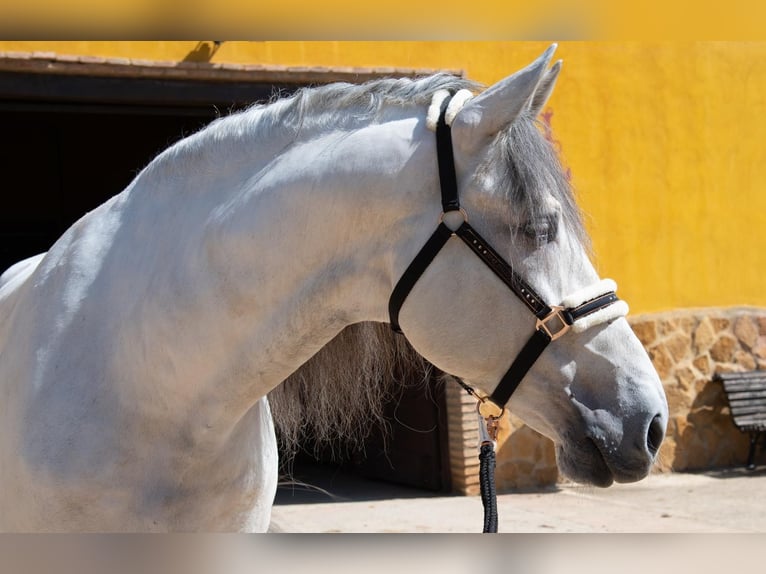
646, 414, 664, 457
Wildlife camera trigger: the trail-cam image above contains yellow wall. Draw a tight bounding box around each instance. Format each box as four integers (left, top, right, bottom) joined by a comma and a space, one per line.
2, 41, 765, 314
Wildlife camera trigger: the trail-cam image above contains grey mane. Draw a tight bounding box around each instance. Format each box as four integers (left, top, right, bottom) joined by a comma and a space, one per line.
263, 74, 587, 459
261, 73, 482, 133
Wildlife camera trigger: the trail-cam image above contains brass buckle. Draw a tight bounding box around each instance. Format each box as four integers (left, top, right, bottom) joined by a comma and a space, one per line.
536, 305, 571, 341
477, 399, 504, 444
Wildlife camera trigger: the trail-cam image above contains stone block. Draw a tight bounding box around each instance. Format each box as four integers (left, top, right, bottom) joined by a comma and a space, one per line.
753, 336, 766, 359
675, 366, 696, 391
665, 382, 692, 410
710, 334, 738, 363
692, 354, 712, 375
734, 316, 759, 349
711, 317, 732, 332
734, 350, 757, 370
648, 344, 675, 380
502, 432, 537, 461
713, 363, 738, 374
630, 320, 658, 347
496, 457, 557, 490
663, 331, 692, 363
693, 317, 717, 354
654, 442, 676, 472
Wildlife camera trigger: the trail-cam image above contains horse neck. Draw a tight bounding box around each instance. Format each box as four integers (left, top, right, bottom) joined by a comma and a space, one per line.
119, 105, 441, 434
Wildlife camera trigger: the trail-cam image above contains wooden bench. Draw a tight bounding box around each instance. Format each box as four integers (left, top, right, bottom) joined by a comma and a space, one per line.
714, 371, 766, 469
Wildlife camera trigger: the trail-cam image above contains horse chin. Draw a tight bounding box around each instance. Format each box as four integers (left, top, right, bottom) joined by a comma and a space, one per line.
555, 439, 615, 488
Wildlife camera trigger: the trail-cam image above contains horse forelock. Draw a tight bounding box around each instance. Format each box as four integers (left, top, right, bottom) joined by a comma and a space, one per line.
490, 113, 589, 253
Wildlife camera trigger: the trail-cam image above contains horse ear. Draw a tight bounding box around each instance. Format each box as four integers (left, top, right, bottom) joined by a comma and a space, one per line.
528, 59, 562, 117
451, 44, 557, 154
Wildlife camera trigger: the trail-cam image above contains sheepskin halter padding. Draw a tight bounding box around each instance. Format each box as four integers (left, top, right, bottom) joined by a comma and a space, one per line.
561, 279, 629, 333
426, 88, 475, 131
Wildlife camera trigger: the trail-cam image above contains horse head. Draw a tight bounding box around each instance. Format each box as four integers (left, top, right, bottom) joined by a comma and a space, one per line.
394, 45, 668, 487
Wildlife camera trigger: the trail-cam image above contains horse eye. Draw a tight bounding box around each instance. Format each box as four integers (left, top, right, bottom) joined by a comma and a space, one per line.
522, 216, 558, 247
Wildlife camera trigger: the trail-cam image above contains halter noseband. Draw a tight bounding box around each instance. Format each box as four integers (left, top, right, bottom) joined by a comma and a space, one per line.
388, 91, 627, 410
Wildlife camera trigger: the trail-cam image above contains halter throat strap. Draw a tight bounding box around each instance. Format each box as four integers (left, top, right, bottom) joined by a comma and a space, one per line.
388, 93, 626, 409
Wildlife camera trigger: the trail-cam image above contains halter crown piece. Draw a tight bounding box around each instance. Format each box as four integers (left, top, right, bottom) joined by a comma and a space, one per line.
389, 90, 628, 410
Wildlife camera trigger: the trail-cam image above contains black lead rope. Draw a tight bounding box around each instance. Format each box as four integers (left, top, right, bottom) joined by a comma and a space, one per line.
476, 404, 501, 533
457, 373, 502, 533
479, 443, 498, 533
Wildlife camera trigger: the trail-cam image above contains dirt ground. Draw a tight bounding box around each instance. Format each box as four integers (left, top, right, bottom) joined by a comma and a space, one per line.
271, 464, 766, 533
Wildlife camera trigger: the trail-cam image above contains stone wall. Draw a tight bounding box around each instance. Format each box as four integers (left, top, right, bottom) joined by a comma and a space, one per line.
445, 306, 766, 495
634, 307, 766, 471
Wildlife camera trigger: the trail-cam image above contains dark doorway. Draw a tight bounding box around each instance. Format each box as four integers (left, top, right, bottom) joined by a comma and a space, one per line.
0, 106, 216, 271
280, 368, 452, 498
350, 374, 451, 492
0, 69, 284, 272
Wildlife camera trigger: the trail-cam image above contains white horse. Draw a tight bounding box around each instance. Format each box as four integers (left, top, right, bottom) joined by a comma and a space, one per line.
0, 45, 668, 532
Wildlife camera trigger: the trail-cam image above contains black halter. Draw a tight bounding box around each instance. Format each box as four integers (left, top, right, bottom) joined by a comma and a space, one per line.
388, 95, 621, 409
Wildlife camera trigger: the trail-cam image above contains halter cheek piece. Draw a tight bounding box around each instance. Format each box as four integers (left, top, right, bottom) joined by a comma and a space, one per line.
388, 91, 628, 410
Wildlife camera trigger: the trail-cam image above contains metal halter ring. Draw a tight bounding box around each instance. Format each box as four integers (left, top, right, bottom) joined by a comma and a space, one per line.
477, 395, 505, 420
439, 208, 468, 231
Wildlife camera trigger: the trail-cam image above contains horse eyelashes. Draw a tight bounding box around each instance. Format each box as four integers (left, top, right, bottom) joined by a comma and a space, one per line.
522, 215, 558, 247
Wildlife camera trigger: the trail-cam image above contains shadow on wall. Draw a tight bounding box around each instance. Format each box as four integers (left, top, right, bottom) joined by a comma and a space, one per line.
182, 41, 223, 63
671, 380, 751, 469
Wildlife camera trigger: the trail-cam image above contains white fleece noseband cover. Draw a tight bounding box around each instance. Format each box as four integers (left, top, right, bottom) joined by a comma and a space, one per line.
561, 279, 629, 333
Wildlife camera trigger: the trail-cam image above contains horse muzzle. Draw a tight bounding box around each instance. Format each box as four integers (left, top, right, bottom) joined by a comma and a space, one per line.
558, 392, 667, 487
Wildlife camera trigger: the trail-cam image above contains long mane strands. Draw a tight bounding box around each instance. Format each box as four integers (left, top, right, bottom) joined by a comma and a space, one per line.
268, 322, 431, 459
